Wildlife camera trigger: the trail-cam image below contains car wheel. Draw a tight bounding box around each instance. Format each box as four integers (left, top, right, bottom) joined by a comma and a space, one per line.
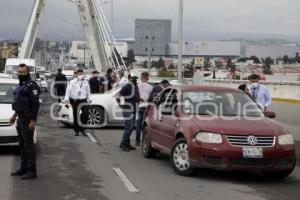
87, 106, 107, 127
142, 126, 159, 158
170, 138, 195, 176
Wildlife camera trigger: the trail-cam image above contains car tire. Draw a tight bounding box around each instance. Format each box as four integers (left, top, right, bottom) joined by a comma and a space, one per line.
87, 106, 108, 127
170, 138, 195, 176
142, 126, 159, 158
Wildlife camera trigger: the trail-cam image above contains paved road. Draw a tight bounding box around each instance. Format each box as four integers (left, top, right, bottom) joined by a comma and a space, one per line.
1, 93, 300, 200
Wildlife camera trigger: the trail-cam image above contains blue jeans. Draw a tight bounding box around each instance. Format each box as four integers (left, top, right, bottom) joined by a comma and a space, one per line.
120, 109, 136, 146
136, 107, 145, 143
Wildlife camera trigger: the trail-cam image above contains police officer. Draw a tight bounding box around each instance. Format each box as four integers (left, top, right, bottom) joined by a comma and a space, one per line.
116, 75, 140, 151
10, 63, 40, 180
64, 69, 91, 136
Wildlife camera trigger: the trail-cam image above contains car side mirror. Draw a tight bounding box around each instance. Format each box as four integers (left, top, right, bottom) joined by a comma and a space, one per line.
264, 111, 276, 119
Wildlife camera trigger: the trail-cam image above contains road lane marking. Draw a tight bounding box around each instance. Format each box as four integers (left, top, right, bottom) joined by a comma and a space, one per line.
113, 168, 139, 193
86, 132, 98, 143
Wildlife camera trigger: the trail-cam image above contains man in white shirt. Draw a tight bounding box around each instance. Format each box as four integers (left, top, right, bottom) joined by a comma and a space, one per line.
136, 72, 153, 146
248, 74, 272, 111
116, 70, 128, 88
64, 69, 91, 136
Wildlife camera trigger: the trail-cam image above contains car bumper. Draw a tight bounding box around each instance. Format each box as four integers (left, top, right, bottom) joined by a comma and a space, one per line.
0, 127, 19, 145
188, 140, 296, 171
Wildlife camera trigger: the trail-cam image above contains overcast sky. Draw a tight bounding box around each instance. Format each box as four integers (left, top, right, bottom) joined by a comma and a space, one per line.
1, 0, 300, 41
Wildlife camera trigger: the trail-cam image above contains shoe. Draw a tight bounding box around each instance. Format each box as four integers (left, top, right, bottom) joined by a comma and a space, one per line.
127, 144, 136, 150
81, 130, 87, 136
135, 142, 140, 146
119, 144, 130, 151
21, 172, 37, 180
11, 169, 27, 176
75, 132, 79, 136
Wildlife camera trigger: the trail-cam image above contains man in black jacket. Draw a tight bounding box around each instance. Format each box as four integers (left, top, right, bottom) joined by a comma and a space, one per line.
54, 69, 67, 101
89, 70, 101, 94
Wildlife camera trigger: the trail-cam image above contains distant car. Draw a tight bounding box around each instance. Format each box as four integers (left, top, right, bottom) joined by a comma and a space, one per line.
142, 85, 296, 178
37, 74, 48, 92
0, 78, 37, 145
56, 79, 179, 127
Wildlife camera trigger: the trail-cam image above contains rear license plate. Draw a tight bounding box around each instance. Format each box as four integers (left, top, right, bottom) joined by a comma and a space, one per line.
243, 147, 263, 158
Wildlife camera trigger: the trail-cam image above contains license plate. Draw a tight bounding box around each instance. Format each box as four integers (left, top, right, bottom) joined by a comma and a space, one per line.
243, 147, 263, 158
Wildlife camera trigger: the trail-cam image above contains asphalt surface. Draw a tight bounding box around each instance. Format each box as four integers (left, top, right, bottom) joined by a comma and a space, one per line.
0, 93, 300, 200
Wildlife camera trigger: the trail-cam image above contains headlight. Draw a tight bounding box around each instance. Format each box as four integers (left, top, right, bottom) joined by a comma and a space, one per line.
278, 134, 294, 145
195, 132, 223, 144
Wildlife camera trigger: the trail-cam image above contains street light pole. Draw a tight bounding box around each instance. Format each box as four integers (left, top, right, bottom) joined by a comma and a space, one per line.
146, 35, 155, 75
178, 0, 183, 82
111, 0, 114, 36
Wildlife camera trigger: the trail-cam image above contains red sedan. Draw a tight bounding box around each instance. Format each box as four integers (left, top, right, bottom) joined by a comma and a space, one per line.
142, 85, 296, 178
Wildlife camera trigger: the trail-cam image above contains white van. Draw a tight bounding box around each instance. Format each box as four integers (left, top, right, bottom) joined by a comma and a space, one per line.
5, 58, 36, 77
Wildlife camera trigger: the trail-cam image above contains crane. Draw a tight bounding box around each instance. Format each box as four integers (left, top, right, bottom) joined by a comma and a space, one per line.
17, 0, 126, 73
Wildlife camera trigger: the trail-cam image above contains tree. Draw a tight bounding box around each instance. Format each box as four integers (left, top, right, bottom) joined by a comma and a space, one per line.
237, 57, 248, 63
168, 63, 175, 70
264, 57, 274, 66
126, 49, 136, 66
215, 60, 223, 69
155, 58, 165, 69
204, 58, 210, 70
226, 59, 235, 72
283, 55, 289, 64
295, 52, 300, 63
263, 57, 273, 75
143, 61, 148, 68
249, 56, 261, 64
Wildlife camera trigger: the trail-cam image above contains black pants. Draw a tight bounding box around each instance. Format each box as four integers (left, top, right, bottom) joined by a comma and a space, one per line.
16, 117, 36, 174
70, 98, 88, 133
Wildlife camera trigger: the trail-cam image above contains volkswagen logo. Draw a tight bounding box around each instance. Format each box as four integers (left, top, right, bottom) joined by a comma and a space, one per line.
247, 135, 257, 146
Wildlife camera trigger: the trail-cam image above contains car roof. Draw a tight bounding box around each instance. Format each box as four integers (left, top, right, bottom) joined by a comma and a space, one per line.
171, 85, 242, 93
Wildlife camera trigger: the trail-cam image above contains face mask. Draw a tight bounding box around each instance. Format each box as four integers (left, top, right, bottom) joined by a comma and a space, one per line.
18, 74, 30, 83
252, 83, 259, 88
78, 75, 84, 80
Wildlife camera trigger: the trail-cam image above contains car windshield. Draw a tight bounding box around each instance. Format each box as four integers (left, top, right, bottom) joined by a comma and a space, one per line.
6, 65, 35, 73
183, 91, 263, 117
0, 83, 17, 104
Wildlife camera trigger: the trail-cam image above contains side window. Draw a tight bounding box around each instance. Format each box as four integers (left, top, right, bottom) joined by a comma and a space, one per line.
154, 88, 172, 106
164, 89, 178, 108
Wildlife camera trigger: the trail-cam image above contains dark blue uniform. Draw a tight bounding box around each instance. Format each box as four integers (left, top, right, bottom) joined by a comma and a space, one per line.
119, 83, 140, 148
12, 78, 40, 175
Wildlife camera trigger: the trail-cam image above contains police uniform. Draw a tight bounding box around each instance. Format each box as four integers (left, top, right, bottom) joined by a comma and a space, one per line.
12, 78, 40, 177
64, 78, 91, 135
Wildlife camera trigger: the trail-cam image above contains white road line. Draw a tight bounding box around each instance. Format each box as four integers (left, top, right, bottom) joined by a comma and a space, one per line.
113, 168, 139, 193
86, 132, 98, 143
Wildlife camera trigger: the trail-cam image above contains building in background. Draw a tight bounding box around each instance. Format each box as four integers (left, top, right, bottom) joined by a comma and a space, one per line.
134, 19, 171, 56
168, 41, 241, 58
69, 41, 92, 68
245, 44, 300, 59
0, 42, 19, 72
0, 42, 18, 59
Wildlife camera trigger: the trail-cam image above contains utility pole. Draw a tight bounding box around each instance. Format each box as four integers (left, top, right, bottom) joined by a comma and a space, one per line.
146, 35, 155, 75
178, 0, 183, 82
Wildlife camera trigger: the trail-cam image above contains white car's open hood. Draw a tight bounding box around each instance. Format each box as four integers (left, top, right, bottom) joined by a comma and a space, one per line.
0, 104, 14, 120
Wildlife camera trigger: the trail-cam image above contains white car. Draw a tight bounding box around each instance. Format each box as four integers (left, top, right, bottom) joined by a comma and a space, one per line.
57, 86, 124, 127
37, 74, 48, 92
56, 79, 182, 128
0, 78, 37, 145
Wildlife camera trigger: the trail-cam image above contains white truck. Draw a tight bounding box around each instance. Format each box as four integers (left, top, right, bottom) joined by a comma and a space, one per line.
5, 58, 36, 77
